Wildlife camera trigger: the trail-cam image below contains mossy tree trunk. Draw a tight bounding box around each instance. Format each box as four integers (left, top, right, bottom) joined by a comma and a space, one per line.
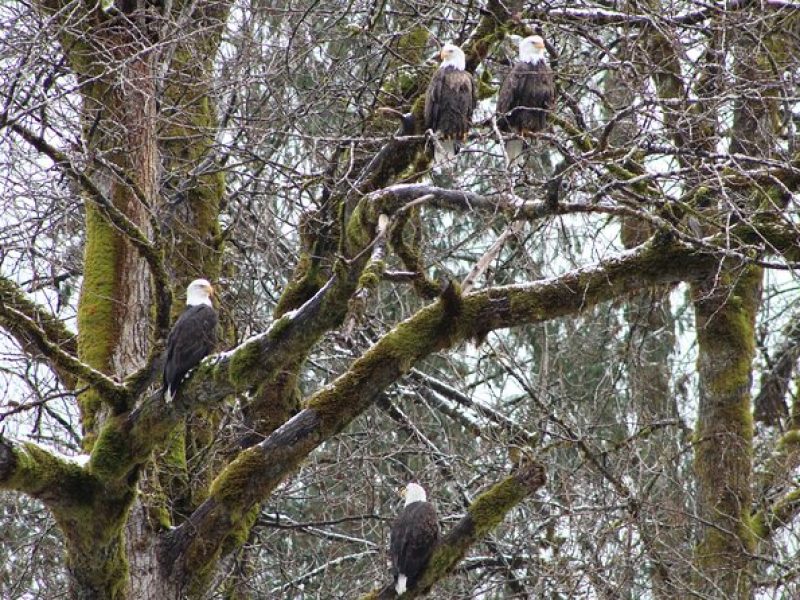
62, 12, 159, 600
690, 10, 786, 596
692, 265, 761, 598
25, 1, 230, 597
128, 6, 230, 594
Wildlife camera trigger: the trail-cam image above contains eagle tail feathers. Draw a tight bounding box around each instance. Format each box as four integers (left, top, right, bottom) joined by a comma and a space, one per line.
434, 139, 457, 165
396, 574, 407, 595
505, 138, 525, 168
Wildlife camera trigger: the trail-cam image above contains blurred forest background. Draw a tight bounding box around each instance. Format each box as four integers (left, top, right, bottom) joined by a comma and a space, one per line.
1, 0, 799, 598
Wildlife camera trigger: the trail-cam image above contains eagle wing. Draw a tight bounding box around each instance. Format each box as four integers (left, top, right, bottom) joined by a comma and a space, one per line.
425, 68, 476, 139
527, 61, 554, 110
424, 68, 444, 132
498, 61, 555, 133
164, 304, 218, 393
496, 65, 521, 131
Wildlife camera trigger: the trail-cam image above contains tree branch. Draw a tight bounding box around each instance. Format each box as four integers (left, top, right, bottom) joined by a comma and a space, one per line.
0, 436, 93, 503
752, 485, 800, 541
0, 304, 129, 404
755, 314, 800, 425
161, 238, 718, 585
0, 275, 78, 388
525, 0, 800, 27
1, 117, 172, 336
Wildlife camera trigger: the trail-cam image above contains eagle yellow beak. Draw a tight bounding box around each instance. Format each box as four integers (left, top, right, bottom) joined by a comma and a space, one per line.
206, 284, 215, 296
399, 486, 407, 499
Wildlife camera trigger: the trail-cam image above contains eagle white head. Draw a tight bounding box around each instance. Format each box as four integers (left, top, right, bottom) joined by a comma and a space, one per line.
186, 279, 214, 307
520, 35, 547, 64
440, 43, 466, 71
403, 482, 428, 506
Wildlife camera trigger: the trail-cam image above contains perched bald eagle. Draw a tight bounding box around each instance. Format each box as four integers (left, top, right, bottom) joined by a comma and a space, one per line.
496, 35, 555, 166
424, 43, 476, 164
390, 482, 440, 595
163, 279, 218, 402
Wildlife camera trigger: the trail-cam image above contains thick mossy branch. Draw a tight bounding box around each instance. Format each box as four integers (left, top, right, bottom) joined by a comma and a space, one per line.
751, 486, 800, 540
0, 275, 78, 388
163, 239, 717, 585
388, 209, 440, 300
365, 462, 547, 600
0, 436, 132, 597
754, 430, 800, 523
0, 437, 96, 502
237, 196, 383, 440
90, 271, 365, 484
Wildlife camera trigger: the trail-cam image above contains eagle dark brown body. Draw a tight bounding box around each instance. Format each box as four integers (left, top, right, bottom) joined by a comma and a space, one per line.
424, 66, 476, 143
390, 483, 440, 595
424, 43, 476, 163
497, 58, 554, 136
163, 279, 218, 402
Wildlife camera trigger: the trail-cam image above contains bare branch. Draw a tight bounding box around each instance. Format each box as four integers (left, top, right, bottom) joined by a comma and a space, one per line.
0, 117, 172, 336
0, 304, 129, 404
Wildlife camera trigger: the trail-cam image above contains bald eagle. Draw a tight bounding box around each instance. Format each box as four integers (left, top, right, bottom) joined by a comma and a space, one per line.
163, 279, 218, 402
390, 482, 440, 595
496, 35, 555, 166
424, 43, 476, 164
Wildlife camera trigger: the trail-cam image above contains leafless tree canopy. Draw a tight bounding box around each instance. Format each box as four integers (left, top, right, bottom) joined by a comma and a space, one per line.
0, 0, 799, 598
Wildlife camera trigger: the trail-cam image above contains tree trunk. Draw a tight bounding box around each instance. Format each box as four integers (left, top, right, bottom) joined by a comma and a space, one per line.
692, 265, 761, 598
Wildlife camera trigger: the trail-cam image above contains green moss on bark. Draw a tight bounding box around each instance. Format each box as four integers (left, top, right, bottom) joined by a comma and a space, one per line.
226, 337, 265, 388
77, 205, 123, 440
2, 442, 98, 503
692, 264, 761, 598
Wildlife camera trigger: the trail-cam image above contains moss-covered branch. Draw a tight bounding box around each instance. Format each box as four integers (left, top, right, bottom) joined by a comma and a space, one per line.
0, 437, 94, 502
0, 275, 78, 388
752, 431, 800, 540
692, 265, 762, 598
161, 238, 717, 587
365, 184, 800, 260
751, 486, 800, 540
362, 462, 547, 599
0, 304, 129, 404
0, 435, 138, 598
87, 270, 367, 485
